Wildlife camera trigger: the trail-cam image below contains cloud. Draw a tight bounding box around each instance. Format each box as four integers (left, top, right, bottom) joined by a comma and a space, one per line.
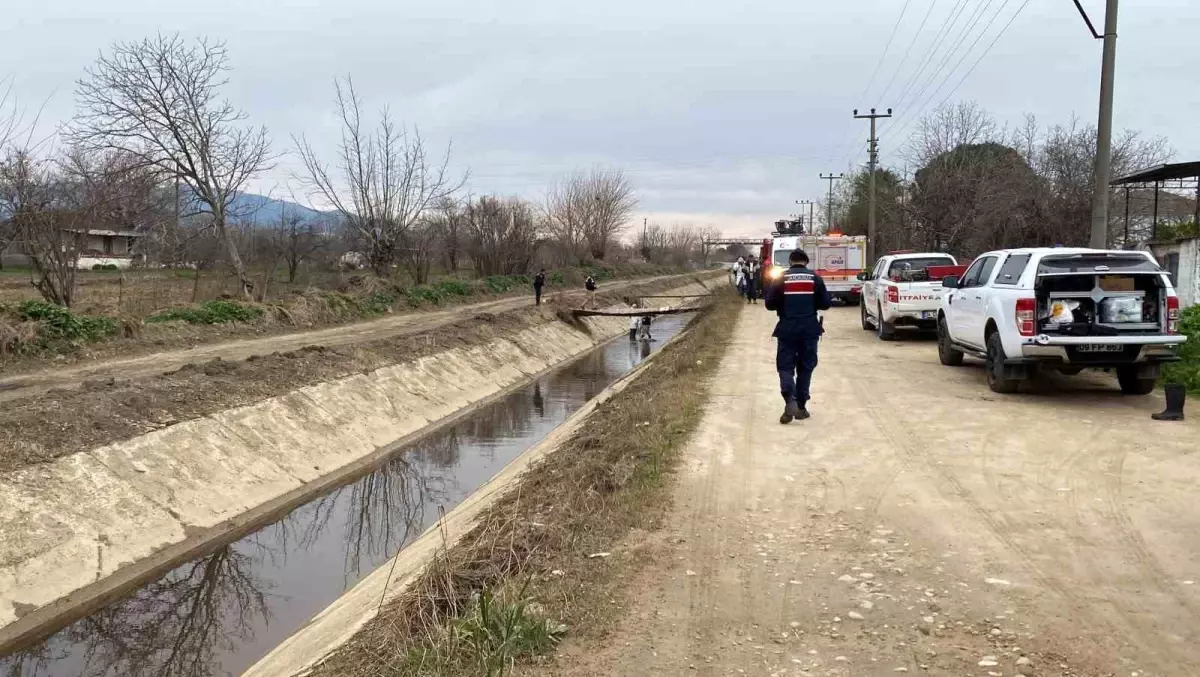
2, 0, 1198, 242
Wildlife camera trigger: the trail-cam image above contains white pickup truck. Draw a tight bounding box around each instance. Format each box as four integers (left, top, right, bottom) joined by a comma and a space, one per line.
858, 252, 965, 340
937, 247, 1187, 394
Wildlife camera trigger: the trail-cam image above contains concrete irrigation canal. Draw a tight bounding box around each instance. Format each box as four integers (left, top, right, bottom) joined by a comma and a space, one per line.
0, 313, 696, 677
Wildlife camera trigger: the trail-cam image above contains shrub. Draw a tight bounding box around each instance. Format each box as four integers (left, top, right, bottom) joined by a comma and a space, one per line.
146, 299, 264, 325
360, 290, 398, 315
406, 285, 446, 307
435, 280, 471, 297
484, 275, 529, 294
1164, 304, 1200, 392
90, 263, 120, 271
15, 300, 118, 344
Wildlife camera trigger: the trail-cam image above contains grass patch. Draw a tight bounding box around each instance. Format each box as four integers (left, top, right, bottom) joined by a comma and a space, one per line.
146, 299, 265, 325
311, 289, 740, 677
397, 585, 568, 676
1164, 304, 1200, 393
0, 300, 119, 356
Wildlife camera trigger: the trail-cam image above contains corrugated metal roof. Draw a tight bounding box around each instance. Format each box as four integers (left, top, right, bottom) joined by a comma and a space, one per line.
1110, 161, 1200, 185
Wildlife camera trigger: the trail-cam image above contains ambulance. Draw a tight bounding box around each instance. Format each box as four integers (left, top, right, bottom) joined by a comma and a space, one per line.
762, 232, 867, 305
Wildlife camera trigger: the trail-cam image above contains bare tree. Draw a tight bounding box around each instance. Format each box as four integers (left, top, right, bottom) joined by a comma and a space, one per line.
294, 77, 465, 278
0, 148, 84, 305
637, 220, 668, 264
70, 34, 271, 298
545, 168, 637, 263
696, 225, 722, 266
905, 101, 999, 167
0, 77, 27, 269
276, 208, 327, 283
436, 196, 465, 274
398, 217, 443, 285
664, 224, 700, 266
463, 195, 540, 276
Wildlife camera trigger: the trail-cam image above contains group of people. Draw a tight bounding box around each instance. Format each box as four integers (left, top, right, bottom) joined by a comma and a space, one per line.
532, 269, 599, 309
530, 253, 832, 427
731, 256, 762, 303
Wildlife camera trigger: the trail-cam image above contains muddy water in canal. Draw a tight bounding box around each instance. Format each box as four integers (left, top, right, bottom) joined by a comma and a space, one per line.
1, 315, 691, 677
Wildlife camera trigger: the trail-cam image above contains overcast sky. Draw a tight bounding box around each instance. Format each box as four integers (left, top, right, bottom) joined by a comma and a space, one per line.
3, 0, 1198, 236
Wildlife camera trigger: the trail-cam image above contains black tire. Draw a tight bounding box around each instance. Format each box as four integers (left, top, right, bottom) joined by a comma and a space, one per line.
937, 317, 964, 366
860, 301, 873, 330
985, 332, 1020, 394
876, 304, 896, 341
1116, 366, 1156, 395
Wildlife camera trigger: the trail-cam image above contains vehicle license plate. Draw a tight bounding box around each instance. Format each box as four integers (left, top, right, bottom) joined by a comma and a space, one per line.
920, 311, 934, 320
1077, 343, 1124, 353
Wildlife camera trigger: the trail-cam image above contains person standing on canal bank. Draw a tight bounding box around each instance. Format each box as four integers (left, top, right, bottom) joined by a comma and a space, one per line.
585, 274, 597, 309
533, 269, 546, 306
764, 249, 831, 424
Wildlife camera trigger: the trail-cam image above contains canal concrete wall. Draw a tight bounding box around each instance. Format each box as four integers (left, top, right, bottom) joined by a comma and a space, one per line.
0, 278, 714, 649
243, 323, 676, 677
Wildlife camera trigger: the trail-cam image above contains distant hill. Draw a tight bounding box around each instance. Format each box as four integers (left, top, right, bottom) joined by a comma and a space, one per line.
227, 193, 334, 225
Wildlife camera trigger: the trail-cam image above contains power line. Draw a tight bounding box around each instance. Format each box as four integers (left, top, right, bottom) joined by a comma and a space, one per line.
887, 0, 1034, 143
827, 0, 916, 170
894, 0, 1000, 121
840, 0, 968, 168
856, 0, 913, 105
877, 0, 942, 103
891, 0, 972, 111
879, 0, 1004, 139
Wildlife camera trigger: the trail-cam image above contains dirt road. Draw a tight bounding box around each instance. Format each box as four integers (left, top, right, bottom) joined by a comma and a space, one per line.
553, 304, 1200, 677
0, 274, 699, 403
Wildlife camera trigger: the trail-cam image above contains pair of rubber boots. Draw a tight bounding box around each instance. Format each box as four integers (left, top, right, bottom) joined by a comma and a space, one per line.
1152, 384, 1187, 422
780, 399, 810, 425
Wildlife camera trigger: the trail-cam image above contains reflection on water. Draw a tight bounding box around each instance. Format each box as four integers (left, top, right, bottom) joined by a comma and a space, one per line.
0, 314, 689, 676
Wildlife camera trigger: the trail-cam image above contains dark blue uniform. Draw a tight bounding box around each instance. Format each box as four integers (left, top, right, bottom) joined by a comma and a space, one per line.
764, 265, 832, 406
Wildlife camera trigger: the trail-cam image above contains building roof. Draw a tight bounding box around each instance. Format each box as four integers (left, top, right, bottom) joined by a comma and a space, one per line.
1110, 161, 1200, 185
62, 228, 146, 238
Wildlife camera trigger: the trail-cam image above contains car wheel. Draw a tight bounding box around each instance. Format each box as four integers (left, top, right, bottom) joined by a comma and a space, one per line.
860, 301, 873, 330
938, 317, 964, 366
1116, 366, 1156, 395
876, 304, 896, 341
985, 332, 1020, 394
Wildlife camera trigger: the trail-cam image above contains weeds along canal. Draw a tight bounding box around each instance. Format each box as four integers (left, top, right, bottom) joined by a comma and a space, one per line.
0, 314, 693, 677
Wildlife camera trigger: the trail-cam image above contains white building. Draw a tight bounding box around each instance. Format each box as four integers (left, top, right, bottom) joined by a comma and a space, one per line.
1149, 237, 1200, 309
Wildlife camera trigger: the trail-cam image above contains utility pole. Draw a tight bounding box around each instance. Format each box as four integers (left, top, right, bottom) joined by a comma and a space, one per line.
854, 107, 892, 264
819, 173, 845, 235
796, 200, 816, 234
1088, 0, 1119, 248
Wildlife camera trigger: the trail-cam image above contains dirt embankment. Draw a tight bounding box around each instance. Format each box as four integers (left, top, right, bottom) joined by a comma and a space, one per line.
0, 275, 713, 474
0, 268, 694, 381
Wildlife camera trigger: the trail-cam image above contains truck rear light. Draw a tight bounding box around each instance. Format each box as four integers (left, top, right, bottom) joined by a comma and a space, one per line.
1167, 295, 1180, 334
887, 285, 899, 303
1016, 298, 1036, 336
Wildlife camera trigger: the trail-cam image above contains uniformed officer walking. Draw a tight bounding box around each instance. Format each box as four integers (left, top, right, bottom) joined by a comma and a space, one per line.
764, 249, 832, 424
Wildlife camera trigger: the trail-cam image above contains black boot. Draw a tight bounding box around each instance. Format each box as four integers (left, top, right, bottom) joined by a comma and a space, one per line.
780, 399, 801, 425
1152, 384, 1186, 421
795, 401, 811, 420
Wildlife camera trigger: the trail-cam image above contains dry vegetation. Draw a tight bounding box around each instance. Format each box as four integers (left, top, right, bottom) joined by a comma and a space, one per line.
0, 264, 683, 369
309, 290, 740, 677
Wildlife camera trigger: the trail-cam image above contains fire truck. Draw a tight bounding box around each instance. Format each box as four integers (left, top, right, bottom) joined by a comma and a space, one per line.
760, 226, 867, 306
